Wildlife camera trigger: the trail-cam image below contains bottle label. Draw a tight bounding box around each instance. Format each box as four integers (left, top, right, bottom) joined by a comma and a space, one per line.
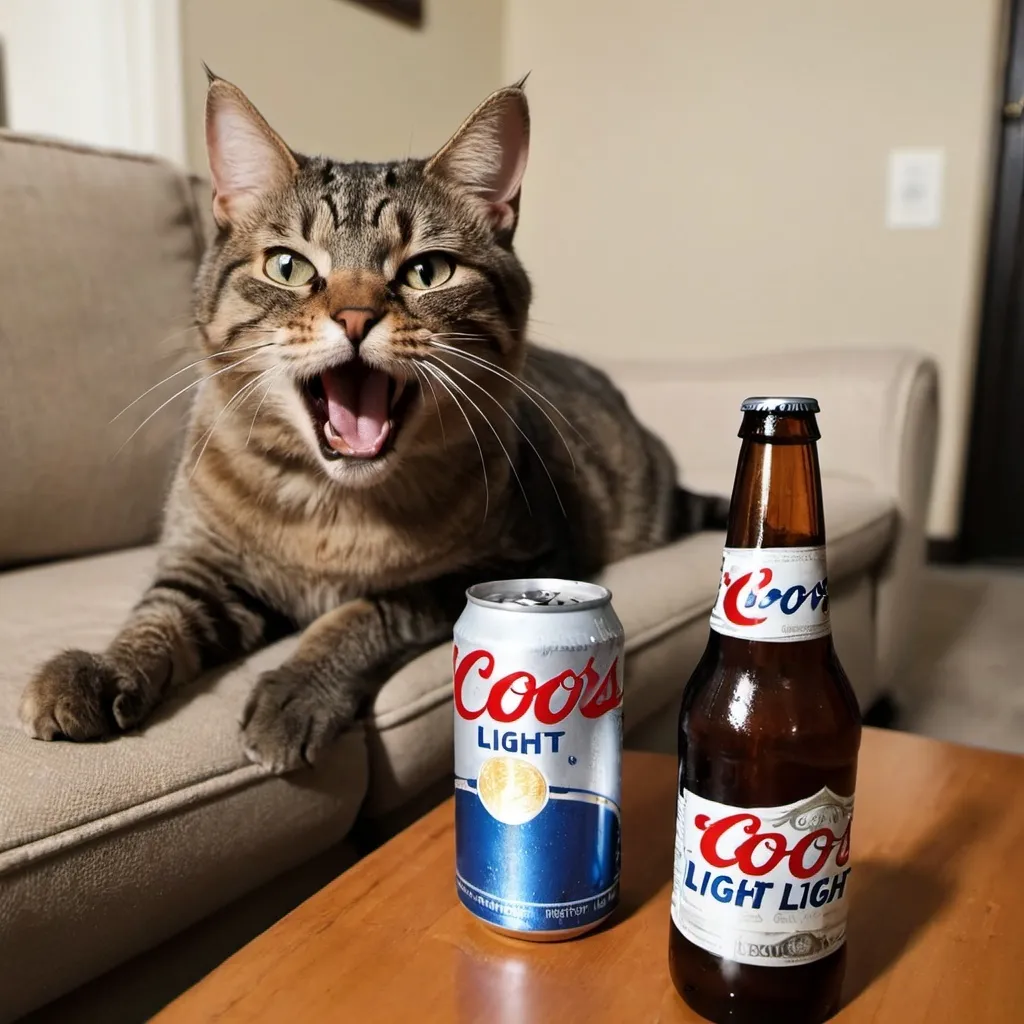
671, 786, 854, 967
710, 546, 830, 642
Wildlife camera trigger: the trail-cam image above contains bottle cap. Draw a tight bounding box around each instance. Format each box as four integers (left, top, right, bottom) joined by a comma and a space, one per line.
740, 397, 820, 414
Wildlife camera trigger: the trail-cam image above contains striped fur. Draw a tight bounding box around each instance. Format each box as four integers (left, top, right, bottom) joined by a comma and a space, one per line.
20, 78, 724, 772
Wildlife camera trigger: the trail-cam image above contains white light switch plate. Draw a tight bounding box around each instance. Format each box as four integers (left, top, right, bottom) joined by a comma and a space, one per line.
886, 149, 944, 229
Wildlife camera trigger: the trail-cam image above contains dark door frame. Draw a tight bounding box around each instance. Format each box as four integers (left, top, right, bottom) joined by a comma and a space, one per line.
959, 0, 1024, 563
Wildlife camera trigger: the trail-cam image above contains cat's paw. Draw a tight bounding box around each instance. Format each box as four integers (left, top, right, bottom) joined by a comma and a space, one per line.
20, 649, 141, 741
240, 666, 352, 774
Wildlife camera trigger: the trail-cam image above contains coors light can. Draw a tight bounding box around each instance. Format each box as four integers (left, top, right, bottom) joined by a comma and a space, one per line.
453, 578, 625, 940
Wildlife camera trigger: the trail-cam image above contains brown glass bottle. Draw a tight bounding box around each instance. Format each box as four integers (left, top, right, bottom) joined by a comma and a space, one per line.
668, 398, 861, 1024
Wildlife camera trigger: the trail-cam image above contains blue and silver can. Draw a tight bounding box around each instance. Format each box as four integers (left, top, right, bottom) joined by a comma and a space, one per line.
453, 578, 624, 940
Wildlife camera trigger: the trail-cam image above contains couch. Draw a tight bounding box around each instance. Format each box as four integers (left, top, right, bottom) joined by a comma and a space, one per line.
0, 132, 939, 1021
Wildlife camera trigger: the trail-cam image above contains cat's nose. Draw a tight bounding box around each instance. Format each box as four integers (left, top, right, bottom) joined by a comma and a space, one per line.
332, 307, 377, 346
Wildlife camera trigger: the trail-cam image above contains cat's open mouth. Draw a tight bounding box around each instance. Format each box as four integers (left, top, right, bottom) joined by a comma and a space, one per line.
300, 360, 414, 461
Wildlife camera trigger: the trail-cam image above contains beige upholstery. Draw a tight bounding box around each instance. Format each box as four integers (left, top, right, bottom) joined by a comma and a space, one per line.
0, 133, 203, 568
0, 550, 368, 1023
0, 130, 939, 1020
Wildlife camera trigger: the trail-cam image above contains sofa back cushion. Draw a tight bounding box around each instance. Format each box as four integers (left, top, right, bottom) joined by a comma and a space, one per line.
602, 350, 935, 510
0, 134, 205, 567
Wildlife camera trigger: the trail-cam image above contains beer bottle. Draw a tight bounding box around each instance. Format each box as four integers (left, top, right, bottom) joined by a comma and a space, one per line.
668, 397, 861, 1024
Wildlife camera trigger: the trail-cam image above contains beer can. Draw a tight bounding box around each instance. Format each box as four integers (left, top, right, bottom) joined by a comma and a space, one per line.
452, 578, 625, 940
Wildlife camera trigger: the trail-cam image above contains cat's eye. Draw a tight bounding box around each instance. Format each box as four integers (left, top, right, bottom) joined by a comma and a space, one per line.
264, 250, 317, 287
401, 252, 456, 291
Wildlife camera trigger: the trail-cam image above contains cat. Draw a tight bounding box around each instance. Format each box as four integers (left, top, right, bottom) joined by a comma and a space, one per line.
20, 74, 726, 773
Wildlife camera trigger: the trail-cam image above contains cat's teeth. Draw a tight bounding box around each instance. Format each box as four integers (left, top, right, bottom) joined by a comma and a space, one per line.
391, 379, 406, 410
323, 419, 352, 454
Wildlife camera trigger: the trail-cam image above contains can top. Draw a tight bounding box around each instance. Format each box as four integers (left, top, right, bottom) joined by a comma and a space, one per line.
740, 396, 820, 414
466, 578, 612, 612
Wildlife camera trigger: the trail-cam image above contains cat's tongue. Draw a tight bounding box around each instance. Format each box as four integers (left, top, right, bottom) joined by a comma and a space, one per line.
322, 364, 390, 458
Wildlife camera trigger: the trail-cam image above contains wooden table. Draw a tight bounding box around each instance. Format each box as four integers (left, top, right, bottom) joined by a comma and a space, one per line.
157, 729, 1024, 1023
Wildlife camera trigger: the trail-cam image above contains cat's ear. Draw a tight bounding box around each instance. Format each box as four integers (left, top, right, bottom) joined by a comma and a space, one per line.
426, 84, 530, 234
204, 71, 298, 228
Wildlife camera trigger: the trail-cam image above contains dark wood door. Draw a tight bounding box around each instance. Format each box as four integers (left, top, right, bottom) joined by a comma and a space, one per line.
962, 0, 1024, 563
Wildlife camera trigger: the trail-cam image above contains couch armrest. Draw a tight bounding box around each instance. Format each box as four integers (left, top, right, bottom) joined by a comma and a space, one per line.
605, 349, 940, 691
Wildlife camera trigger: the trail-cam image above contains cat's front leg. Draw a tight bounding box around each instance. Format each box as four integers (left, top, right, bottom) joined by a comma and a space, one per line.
242, 588, 458, 774
20, 554, 292, 741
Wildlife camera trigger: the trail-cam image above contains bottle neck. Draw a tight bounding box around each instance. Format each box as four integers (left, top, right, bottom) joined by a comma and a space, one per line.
725, 414, 826, 549
710, 409, 834, 658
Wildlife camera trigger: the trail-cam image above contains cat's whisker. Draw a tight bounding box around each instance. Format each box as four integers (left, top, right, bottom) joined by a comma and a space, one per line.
426, 361, 531, 516
426, 339, 583, 436
152, 321, 201, 355
409, 362, 446, 450
428, 327, 563, 359
425, 331, 495, 344
190, 367, 276, 458
431, 357, 566, 517
114, 349, 268, 456
190, 370, 264, 458
437, 344, 583, 461
420, 363, 489, 522
111, 341, 275, 423
246, 369, 282, 448
426, 341, 584, 464
190, 367, 277, 478
427, 337, 581, 424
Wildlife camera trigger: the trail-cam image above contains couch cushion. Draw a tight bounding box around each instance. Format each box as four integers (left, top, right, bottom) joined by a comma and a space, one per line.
0, 548, 368, 1022
361, 472, 894, 817
0, 134, 204, 568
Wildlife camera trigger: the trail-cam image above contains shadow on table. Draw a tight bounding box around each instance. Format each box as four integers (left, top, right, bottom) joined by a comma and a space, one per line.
841, 798, 995, 1006
614, 755, 678, 922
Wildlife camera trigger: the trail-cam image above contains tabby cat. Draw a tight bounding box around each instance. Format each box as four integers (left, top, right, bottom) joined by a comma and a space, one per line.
20, 75, 724, 772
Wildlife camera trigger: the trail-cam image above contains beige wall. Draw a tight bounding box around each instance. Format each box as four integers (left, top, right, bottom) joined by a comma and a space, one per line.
504, 0, 1005, 538
180, 0, 503, 173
